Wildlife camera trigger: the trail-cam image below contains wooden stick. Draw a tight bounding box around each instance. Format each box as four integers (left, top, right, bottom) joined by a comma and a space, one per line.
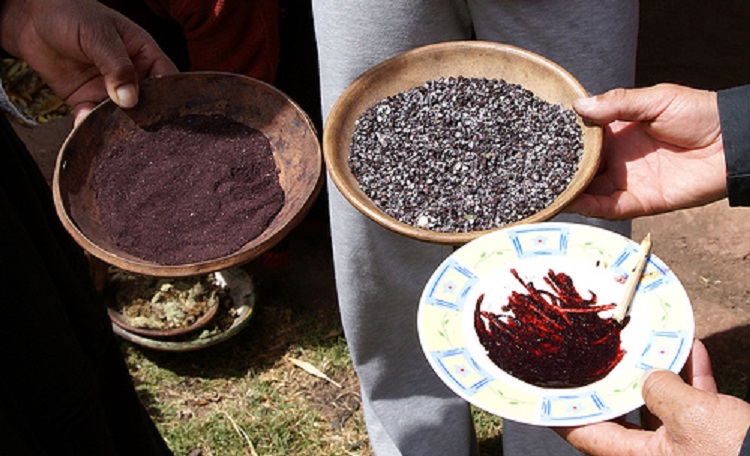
613, 233, 652, 323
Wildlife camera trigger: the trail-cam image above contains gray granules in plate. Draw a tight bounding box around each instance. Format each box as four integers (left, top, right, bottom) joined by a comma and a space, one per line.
349, 76, 583, 232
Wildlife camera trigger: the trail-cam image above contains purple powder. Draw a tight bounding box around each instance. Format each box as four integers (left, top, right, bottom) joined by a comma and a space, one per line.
94, 114, 284, 264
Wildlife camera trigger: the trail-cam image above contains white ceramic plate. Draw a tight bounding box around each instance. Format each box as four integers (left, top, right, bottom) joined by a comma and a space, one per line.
418, 222, 694, 426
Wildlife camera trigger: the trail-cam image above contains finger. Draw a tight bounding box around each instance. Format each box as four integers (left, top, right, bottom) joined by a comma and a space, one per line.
565, 191, 644, 220
72, 103, 96, 127
573, 84, 681, 125
641, 368, 703, 431
110, 83, 137, 109
131, 43, 179, 78
554, 421, 651, 456
96, 27, 176, 107
80, 24, 140, 108
563, 194, 609, 218
686, 339, 718, 393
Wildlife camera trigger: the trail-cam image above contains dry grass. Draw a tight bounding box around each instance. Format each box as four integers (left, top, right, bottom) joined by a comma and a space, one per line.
0, 59, 69, 123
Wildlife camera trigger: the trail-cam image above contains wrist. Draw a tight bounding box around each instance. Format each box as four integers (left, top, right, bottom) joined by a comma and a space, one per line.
718, 85, 750, 206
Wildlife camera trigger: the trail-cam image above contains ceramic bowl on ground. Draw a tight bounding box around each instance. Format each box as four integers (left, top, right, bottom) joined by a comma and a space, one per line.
108, 303, 219, 339
111, 267, 256, 352
53, 72, 322, 277
104, 270, 223, 338
323, 41, 601, 245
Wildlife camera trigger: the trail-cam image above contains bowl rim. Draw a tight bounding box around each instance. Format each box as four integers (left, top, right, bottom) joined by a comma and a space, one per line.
322, 40, 601, 245
53, 71, 323, 277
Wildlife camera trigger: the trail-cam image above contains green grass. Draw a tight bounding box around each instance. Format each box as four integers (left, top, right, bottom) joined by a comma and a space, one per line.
124, 331, 507, 455
124, 332, 371, 455
121, 246, 373, 455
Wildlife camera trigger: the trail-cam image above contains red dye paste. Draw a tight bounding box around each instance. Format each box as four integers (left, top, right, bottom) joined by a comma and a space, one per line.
474, 269, 629, 388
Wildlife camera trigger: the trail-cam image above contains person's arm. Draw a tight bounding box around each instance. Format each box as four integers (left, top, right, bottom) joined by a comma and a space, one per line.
718, 85, 750, 206
0, 0, 177, 123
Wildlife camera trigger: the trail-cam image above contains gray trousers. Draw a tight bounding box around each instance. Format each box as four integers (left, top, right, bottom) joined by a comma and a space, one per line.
312, 1, 639, 454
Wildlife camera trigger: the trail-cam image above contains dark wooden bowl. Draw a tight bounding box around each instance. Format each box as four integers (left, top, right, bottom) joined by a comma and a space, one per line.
323, 41, 602, 245
53, 72, 322, 277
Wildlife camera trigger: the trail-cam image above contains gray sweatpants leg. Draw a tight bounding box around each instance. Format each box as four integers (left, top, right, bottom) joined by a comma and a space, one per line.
314, 3, 478, 455
313, 1, 638, 455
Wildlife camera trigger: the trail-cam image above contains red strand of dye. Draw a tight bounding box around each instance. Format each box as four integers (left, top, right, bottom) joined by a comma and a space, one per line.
474, 268, 629, 388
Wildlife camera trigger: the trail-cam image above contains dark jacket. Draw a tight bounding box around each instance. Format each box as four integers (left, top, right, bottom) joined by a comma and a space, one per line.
718, 84, 750, 455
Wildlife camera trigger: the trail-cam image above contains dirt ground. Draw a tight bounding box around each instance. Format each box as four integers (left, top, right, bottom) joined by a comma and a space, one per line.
632, 204, 750, 392
11, 1, 750, 396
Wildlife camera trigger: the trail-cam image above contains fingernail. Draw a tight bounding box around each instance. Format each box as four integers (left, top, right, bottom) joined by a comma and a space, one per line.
642, 368, 666, 385
642, 368, 655, 383
73, 107, 92, 127
115, 84, 137, 108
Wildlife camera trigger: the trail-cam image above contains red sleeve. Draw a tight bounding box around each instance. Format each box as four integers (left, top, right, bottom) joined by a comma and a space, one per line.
144, 0, 280, 84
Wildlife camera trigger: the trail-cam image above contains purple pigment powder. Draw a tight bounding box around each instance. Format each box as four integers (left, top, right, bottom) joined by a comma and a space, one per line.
93, 114, 284, 265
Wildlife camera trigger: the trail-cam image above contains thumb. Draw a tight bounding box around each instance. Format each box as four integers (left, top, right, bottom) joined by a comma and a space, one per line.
72, 103, 96, 127
641, 368, 702, 433
78, 14, 145, 108
573, 84, 682, 125
107, 82, 138, 109
686, 339, 718, 393
86, 33, 139, 108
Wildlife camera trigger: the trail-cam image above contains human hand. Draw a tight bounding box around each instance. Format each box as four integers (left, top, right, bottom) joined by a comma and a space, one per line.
0, 0, 177, 123
566, 84, 727, 219
554, 340, 750, 456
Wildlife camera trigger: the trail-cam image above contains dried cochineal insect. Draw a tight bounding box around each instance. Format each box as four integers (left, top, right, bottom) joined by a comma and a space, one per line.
474, 268, 629, 388
349, 76, 583, 232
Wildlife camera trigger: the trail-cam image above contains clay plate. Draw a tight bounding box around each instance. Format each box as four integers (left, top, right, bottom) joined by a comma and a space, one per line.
53, 72, 323, 277
323, 41, 602, 245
